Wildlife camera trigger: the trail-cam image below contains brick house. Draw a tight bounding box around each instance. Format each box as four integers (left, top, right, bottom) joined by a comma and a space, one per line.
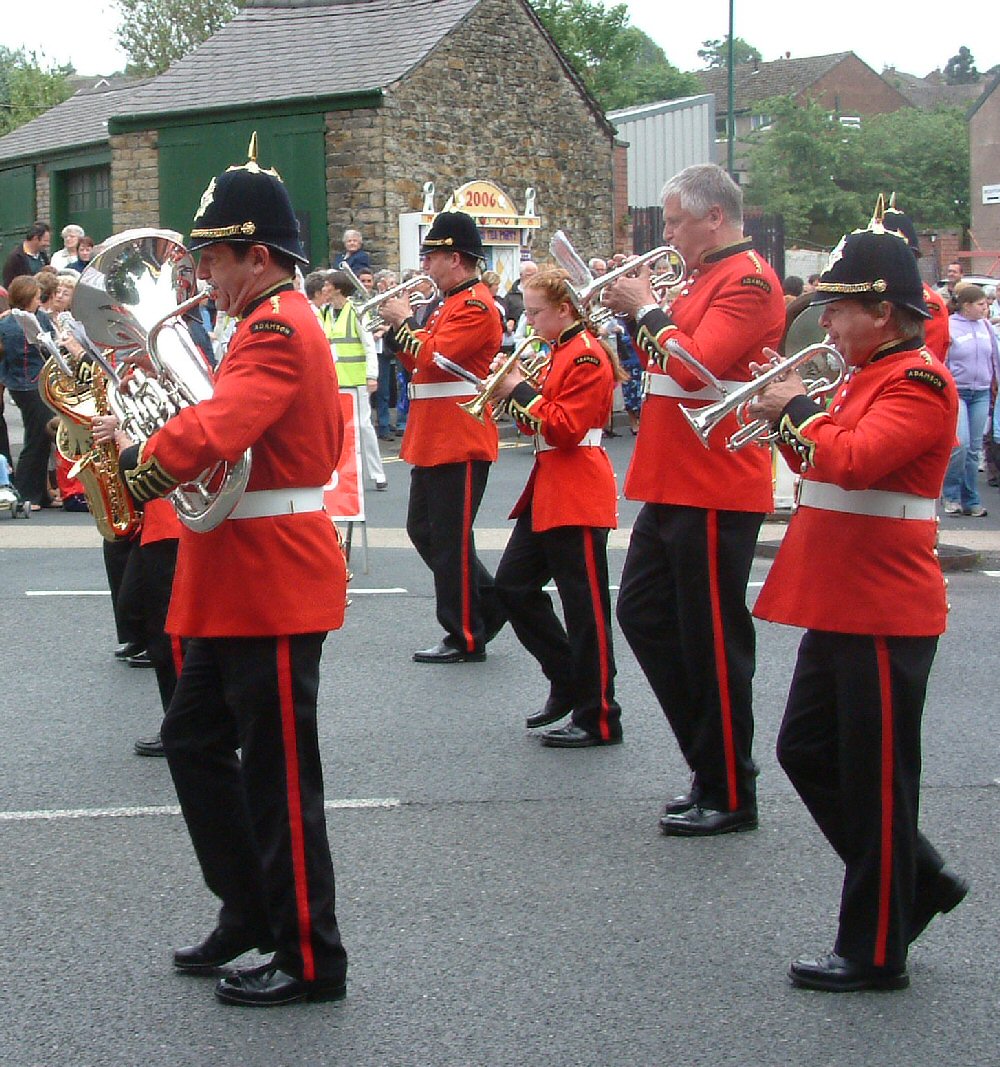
0, 0, 621, 275
968, 72, 1000, 276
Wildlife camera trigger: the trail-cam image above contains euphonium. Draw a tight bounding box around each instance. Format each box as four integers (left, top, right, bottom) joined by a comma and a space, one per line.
71, 228, 251, 532
432, 335, 552, 424
673, 339, 847, 451
29, 312, 143, 540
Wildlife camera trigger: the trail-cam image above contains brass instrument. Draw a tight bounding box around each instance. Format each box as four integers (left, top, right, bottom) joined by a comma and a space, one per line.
71, 228, 251, 532
17, 309, 142, 540
432, 335, 552, 424
672, 339, 847, 451
338, 263, 437, 332
549, 230, 686, 328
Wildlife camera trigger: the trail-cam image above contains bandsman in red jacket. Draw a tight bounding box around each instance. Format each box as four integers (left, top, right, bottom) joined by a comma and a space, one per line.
601, 164, 785, 835
380, 212, 506, 663
490, 268, 622, 747
120, 142, 350, 1007
750, 216, 968, 993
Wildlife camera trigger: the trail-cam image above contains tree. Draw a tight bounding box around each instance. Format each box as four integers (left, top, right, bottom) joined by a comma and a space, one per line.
530, 0, 700, 109
0, 47, 73, 137
697, 36, 762, 69
743, 97, 969, 245
943, 46, 979, 85
114, 0, 242, 76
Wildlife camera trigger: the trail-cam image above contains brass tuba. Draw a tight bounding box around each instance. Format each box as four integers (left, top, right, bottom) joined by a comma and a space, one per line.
71, 228, 251, 532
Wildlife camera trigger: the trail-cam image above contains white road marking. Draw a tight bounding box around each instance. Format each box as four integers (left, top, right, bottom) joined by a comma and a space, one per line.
982, 571, 1000, 578
26, 589, 111, 597
0, 798, 402, 823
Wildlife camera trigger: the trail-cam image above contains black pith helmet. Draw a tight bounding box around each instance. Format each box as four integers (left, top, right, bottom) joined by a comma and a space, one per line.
883, 192, 922, 258
811, 195, 930, 319
188, 132, 308, 264
420, 211, 486, 261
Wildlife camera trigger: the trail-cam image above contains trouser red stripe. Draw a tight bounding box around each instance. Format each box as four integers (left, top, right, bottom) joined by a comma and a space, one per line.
873, 636, 894, 967
706, 510, 739, 811
581, 527, 611, 740
170, 635, 184, 677
460, 461, 474, 652
276, 636, 316, 982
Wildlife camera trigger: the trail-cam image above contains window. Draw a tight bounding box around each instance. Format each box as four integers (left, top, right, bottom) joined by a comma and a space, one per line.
67, 166, 111, 213
750, 113, 771, 131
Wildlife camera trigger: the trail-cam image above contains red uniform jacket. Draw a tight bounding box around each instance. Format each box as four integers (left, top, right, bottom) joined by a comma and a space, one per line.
923, 284, 950, 362
505, 321, 618, 532
753, 342, 957, 636
395, 278, 502, 467
129, 283, 348, 638
624, 240, 785, 512
140, 497, 181, 545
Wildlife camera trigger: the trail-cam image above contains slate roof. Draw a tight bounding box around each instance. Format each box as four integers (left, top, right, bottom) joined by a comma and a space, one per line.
114, 0, 484, 120
0, 79, 150, 164
884, 68, 987, 110
695, 52, 869, 111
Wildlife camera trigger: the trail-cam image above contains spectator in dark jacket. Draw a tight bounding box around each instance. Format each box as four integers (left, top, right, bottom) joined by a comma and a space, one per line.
2, 222, 51, 287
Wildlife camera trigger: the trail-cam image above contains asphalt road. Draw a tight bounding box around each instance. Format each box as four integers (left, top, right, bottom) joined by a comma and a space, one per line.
1, 426, 999, 1066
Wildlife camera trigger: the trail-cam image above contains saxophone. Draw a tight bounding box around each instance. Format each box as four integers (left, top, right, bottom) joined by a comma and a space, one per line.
38, 325, 142, 541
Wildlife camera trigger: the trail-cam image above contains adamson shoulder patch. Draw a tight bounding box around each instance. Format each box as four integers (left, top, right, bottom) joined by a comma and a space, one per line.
465, 298, 488, 312
905, 367, 946, 391
250, 319, 293, 337
574, 354, 601, 366
740, 276, 772, 294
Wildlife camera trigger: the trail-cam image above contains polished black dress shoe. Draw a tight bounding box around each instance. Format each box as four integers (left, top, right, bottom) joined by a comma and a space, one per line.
789, 952, 909, 992
526, 696, 572, 729
127, 650, 155, 668
540, 724, 622, 747
658, 804, 757, 836
173, 927, 272, 974
215, 962, 346, 1006
662, 787, 699, 816
115, 641, 145, 660
909, 866, 969, 943
134, 733, 165, 757
412, 641, 486, 664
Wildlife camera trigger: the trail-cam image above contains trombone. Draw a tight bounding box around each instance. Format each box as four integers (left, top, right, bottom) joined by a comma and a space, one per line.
432, 336, 552, 423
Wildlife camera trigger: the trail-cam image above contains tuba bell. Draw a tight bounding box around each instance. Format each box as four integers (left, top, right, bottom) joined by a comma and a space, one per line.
71, 228, 251, 532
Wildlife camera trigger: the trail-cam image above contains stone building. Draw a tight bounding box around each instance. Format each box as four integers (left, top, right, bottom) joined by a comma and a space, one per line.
0, 0, 621, 274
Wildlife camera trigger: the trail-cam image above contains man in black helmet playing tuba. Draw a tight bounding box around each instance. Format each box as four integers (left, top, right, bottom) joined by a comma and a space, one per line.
119, 136, 350, 1007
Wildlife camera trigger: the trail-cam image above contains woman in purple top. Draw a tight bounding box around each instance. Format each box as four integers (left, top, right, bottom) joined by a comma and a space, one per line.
943, 285, 1000, 516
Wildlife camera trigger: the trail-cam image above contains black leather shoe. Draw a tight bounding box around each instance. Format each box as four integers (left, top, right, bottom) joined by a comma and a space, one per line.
134, 733, 165, 757
127, 650, 154, 668
173, 927, 271, 974
115, 641, 145, 660
789, 952, 909, 992
658, 804, 758, 836
215, 962, 346, 1006
662, 785, 699, 816
412, 641, 486, 664
540, 724, 622, 747
909, 867, 969, 943
526, 696, 572, 729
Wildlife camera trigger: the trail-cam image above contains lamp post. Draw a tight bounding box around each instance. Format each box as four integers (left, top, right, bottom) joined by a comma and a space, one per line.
727, 0, 735, 177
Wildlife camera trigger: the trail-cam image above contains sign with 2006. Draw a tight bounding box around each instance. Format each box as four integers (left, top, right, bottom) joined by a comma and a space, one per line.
453, 180, 515, 216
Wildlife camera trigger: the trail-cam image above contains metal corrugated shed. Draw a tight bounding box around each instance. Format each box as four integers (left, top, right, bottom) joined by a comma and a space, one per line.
608, 94, 715, 208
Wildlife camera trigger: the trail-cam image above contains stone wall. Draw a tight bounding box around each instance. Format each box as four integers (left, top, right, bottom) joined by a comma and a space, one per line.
35, 167, 50, 225
110, 131, 160, 231
324, 0, 616, 271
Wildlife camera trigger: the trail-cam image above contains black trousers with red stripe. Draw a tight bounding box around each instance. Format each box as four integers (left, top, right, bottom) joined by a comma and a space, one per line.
407, 460, 506, 654
161, 633, 347, 984
495, 510, 621, 740
617, 503, 762, 811
777, 630, 945, 970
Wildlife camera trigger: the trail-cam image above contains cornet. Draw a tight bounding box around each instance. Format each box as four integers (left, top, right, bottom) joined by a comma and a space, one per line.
432, 336, 552, 423
338, 263, 437, 332
674, 340, 846, 451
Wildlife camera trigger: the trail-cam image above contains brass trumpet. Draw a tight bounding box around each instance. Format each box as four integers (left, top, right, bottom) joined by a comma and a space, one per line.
339, 264, 437, 332
673, 340, 846, 451
432, 336, 552, 423
549, 230, 686, 329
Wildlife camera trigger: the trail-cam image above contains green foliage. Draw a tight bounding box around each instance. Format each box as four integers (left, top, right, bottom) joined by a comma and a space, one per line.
943, 46, 978, 85
743, 97, 969, 245
530, 0, 700, 109
114, 0, 242, 76
0, 47, 74, 137
697, 36, 762, 69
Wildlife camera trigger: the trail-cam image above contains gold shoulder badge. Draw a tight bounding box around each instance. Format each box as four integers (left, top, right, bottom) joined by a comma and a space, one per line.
250, 319, 294, 337
465, 298, 488, 311
270, 294, 282, 314
905, 367, 946, 391
574, 354, 601, 367
741, 275, 772, 293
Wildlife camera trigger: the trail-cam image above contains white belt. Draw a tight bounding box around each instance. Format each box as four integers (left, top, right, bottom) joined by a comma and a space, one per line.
229, 487, 326, 520
796, 481, 937, 521
642, 372, 744, 401
408, 381, 477, 400
534, 428, 604, 453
